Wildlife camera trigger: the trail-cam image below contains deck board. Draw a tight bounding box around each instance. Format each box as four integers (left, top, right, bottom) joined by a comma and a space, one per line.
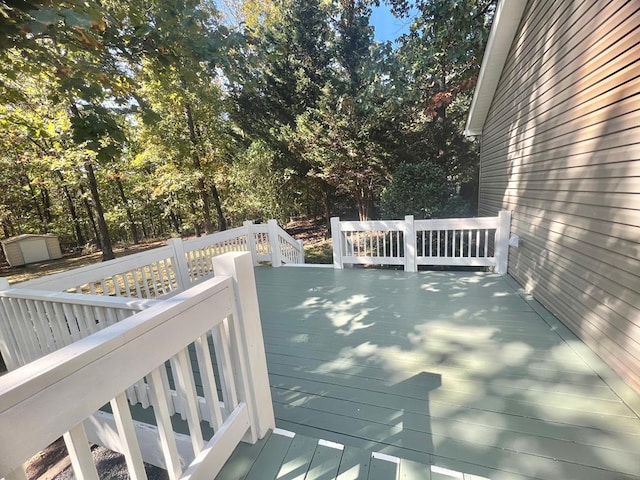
367, 455, 398, 480
253, 266, 640, 480
245, 431, 294, 480
216, 431, 271, 480
276, 433, 318, 480
305, 442, 343, 480
336, 446, 370, 480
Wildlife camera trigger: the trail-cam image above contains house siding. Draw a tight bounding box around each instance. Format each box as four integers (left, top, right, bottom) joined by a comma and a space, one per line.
1, 242, 23, 267
478, 0, 640, 390
44, 236, 63, 260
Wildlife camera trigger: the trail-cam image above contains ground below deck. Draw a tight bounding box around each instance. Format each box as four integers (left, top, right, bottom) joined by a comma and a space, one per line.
253, 266, 640, 480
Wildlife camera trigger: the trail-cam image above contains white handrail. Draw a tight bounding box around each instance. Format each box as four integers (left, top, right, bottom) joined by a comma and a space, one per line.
18, 245, 179, 297
266, 220, 304, 267
331, 212, 512, 274
0, 252, 274, 480
1, 220, 304, 298
0, 289, 155, 370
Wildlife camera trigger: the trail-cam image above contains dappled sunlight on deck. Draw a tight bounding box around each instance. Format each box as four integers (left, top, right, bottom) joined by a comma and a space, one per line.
254, 266, 640, 480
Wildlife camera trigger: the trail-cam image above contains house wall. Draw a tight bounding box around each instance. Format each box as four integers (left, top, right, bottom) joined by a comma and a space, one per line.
478, 0, 640, 390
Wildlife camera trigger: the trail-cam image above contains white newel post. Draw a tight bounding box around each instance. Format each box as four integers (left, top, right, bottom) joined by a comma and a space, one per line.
167, 238, 191, 290
495, 210, 512, 275
243, 221, 259, 266
213, 252, 275, 441
0, 278, 8, 290
296, 239, 305, 264
267, 220, 282, 267
330, 217, 343, 269
404, 215, 417, 273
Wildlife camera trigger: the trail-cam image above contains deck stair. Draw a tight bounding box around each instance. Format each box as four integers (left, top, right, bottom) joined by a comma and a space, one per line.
216, 428, 482, 480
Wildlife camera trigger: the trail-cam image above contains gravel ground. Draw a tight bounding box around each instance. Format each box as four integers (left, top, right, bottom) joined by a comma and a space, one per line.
53, 446, 169, 480
23, 439, 169, 480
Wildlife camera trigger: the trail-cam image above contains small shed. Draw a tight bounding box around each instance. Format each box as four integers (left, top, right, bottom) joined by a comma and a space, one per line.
1, 234, 63, 267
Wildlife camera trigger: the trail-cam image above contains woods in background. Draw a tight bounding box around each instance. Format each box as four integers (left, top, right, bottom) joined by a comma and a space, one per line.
0, 0, 495, 260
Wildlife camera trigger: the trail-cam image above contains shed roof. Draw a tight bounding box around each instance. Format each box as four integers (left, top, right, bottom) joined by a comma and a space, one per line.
464, 0, 528, 136
1, 234, 58, 245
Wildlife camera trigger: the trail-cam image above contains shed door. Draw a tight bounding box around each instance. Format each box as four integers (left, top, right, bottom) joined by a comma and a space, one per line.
20, 238, 50, 264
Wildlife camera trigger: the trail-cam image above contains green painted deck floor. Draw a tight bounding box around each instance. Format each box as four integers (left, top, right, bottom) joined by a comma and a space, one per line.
220, 266, 640, 480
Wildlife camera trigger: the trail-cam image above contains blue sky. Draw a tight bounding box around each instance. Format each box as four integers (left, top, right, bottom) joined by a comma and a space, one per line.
369, 3, 414, 43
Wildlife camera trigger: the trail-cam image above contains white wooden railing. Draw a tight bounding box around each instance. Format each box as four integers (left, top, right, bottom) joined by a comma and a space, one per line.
0, 252, 274, 480
8, 220, 303, 299
0, 282, 154, 371
331, 211, 511, 274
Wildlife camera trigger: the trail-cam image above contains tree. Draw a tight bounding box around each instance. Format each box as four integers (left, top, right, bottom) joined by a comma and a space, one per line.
381, 160, 471, 219
229, 0, 403, 222
0, 0, 137, 260
0, 60, 95, 246
373, 0, 496, 214
299, 0, 402, 220
130, 0, 237, 234
228, 0, 337, 226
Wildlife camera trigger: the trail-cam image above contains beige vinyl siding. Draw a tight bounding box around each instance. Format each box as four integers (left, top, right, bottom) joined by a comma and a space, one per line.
478, 0, 640, 391
44, 236, 62, 259
2, 242, 23, 267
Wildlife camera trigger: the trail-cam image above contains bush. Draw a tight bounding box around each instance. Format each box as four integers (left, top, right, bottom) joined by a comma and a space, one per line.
380, 161, 471, 219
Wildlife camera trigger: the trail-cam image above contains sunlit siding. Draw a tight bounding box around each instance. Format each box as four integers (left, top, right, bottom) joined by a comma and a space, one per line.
478, 0, 640, 391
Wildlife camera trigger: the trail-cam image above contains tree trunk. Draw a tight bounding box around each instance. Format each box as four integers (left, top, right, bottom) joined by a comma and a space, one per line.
1, 221, 13, 238
356, 188, 370, 221
85, 162, 115, 261
22, 174, 46, 231
115, 176, 140, 244
41, 187, 53, 225
210, 184, 227, 231
184, 101, 214, 234
321, 182, 331, 238
146, 205, 156, 238
79, 183, 100, 248
169, 210, 181, 235
190, 203, 201, 237
55, 170, 86, 247
140, 219, 149, 240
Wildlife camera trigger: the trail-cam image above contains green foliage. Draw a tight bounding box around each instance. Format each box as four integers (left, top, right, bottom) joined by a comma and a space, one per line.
390, 0, 496, 205
230, 0, 406, 221
0, 0, 495, 254
303, 239, 333, 264
225, 141, 301, 224
381, 161, 471, 219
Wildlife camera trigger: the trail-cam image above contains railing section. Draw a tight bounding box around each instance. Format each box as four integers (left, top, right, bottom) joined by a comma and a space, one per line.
4, 220, 304, 300
181, 226, 250, 285
0, 283, 154, 371
331, 218, 407, 267
331, 211, 511, 274
245, 222, 272, 264
17, 245, 180, 298
0, 252, 274, 480
266, 220, 305, 267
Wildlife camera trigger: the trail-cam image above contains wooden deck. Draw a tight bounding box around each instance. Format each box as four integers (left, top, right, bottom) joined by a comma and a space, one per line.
217, 266, 640, 480
216, 429, 431, 480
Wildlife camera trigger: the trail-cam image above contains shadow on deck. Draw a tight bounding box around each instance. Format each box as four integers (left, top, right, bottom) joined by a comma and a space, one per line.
242, 266, 640, 480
